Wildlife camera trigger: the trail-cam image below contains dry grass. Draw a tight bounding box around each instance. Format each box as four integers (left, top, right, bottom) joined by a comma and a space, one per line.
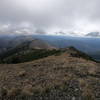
22, 85, 33, 96
7, 87, 20, 96
0, 51, 99, 99
17, 70, 26, 77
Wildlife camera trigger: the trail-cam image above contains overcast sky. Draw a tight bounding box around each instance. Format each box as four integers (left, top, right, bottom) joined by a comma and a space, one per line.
0, 0, 100, 36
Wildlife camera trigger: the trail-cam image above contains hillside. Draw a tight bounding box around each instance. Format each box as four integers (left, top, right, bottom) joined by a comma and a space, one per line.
0, 48, 99, 100
0, 35, 100, 61
0, 45, 95, 64
0, 39, 57, 64
88, 51, 100, 61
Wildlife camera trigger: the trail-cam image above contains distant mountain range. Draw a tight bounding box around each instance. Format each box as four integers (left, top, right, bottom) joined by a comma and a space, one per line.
0, 35, 100, 61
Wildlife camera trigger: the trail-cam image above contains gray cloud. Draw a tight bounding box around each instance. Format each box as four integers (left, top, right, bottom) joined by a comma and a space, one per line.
0, 0, 100, 36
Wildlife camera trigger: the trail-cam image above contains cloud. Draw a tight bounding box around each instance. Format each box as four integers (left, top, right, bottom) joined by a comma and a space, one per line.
35, 29, 46, 34
0, 0, 100, 36
0, 24, 10, 32
86, 32, 100, 37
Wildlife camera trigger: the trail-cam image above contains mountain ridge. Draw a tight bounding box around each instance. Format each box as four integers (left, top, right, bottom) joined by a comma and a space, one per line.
0, 44, 97, 64
0, 46, 99, 100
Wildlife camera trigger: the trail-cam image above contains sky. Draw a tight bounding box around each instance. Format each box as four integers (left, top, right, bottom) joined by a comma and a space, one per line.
0, 0, 100, 36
